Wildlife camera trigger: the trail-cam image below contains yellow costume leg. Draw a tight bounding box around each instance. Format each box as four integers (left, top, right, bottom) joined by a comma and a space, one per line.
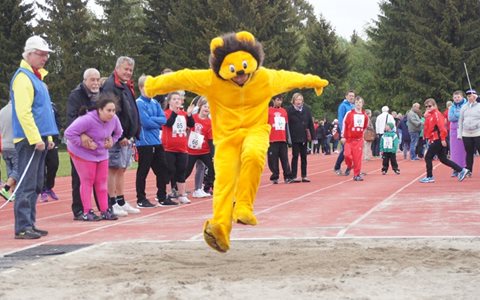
203, 133, 243, 253
232, 126, 270, 225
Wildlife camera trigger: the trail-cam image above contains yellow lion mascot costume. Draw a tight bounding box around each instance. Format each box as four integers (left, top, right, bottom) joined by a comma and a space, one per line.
145, 31, 328, 252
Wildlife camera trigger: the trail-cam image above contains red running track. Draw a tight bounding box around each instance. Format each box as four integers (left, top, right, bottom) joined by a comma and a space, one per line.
0, 153, 479, 255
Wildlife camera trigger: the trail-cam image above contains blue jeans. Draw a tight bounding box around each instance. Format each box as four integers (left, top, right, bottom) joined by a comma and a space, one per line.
409, 131, 420, 159
14, 138, 47, 234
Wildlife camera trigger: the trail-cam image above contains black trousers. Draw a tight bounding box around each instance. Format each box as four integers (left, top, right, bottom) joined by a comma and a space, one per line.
136, 145, 169, 201
462, 136, 480, 172
44, 147, 59, 190
70, 158, 100, 216
291, 142, 308, 178
185, 153, 215, 188
382, 152, 399, 172
267, 142, 292, 181
313, 139, 321, 153
425, 140, 462, 178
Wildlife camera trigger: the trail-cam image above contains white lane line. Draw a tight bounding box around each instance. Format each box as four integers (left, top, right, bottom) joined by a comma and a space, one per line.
336, 163, 441, 237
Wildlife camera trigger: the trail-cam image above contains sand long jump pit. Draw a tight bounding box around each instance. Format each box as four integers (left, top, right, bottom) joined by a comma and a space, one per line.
0, 238, 479, 299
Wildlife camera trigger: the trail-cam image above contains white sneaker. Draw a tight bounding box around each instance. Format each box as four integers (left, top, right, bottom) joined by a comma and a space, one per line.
121, 202, 141, 214
112, 203, 128, 217
200, 190, 211, 198
177, 196, 191, 204
192, 189, 204, 198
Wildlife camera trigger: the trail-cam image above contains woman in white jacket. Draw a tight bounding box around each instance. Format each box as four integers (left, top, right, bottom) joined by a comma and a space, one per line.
458, 89, 480, 176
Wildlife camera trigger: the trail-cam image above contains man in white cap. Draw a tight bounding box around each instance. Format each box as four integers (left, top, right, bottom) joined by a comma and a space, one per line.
10, 35, 58, 239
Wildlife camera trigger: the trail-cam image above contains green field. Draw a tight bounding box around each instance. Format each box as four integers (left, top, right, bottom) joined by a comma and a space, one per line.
0, 149, 137, 182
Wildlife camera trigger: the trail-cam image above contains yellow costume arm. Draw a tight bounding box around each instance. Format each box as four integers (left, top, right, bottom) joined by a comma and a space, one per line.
266, 68, 329, 96
144, 69, 213, 98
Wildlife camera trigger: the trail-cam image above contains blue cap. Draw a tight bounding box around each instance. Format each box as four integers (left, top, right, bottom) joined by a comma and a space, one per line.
466, 89, 477, 95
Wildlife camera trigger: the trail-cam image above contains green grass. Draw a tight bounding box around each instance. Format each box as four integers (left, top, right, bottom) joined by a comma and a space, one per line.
1, 149, 138, 181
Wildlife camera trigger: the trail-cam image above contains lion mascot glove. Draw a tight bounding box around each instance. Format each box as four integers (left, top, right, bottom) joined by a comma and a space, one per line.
145, 31, 328, 253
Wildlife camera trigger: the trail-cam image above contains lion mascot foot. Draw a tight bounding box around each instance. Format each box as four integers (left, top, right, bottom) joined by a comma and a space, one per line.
232, 206, 258, 225
203, 220, 230, 253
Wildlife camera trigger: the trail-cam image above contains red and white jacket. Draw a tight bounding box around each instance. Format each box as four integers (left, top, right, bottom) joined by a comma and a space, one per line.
424, 108, 447, 142
342, 109, 369, 139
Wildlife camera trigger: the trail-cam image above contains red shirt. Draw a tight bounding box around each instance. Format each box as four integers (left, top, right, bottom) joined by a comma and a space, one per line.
342, 109, 368, 139
424, 109, 447, 142
162, 109, 189, 153
188, 114, 212, 155
268, 107, 288, 142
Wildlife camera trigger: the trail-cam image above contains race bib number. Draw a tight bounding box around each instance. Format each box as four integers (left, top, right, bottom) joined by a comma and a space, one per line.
273, 116, 286, 131
172, 116, 187, 136
353, 114, 365, 128
383, 136, 393, 149
188, 131, 205, 150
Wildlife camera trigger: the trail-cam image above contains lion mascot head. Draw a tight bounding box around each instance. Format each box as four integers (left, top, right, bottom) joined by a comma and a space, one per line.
209, 31, 264, 81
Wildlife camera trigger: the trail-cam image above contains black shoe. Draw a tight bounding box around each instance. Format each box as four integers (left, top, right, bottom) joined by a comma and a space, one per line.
394, 169, 400, 175
301, 177, 310, 182
344, 168, 351, 176
353, 175, 364, 181
271, 179, 279, 184
32, 227, 48, 236
15, 229, 41, 239
285, 178, 294, 184
159, 197, 179, 206
137, 198, 157, 208
73, 211, 84, 221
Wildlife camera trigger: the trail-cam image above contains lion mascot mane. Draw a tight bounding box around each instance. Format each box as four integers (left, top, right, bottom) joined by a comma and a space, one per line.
145, 31, 328, 252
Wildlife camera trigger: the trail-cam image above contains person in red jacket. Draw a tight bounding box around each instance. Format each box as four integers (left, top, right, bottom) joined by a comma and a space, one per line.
163, 92, 195, 203
267, 94, 293, 184
341, 96, 368, 181
419, 98, 468, 183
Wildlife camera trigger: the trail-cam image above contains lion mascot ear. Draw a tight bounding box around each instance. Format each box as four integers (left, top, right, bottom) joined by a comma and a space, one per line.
209, 31, 265, 80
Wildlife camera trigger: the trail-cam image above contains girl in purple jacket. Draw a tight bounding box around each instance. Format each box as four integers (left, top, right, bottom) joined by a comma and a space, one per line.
65, 94, 123, 221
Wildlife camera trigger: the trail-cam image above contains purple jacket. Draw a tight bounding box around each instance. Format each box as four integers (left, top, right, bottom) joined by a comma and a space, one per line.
65, 110, 123, 162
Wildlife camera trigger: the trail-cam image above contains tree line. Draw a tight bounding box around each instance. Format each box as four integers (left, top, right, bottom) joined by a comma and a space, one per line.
1, 0, 479, 126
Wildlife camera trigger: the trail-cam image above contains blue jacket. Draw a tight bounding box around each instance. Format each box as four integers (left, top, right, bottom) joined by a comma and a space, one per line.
337, 99, 354, 132
135, 95, 166, 146
448, 98, 467, 123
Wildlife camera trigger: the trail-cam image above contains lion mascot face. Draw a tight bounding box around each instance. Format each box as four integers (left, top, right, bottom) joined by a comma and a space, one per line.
209, 31, 265, 81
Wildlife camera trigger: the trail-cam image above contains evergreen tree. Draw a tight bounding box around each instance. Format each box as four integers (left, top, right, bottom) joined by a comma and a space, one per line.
0, 0, 34, 105
142, 0, 307, 74
302, 16, 349, 117
369, 0, 480, 112
97, 0, 147, 75
35, 0, 99, 124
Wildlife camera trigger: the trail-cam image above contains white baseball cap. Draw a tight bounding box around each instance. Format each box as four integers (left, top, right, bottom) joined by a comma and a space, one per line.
24, 35, 54, 52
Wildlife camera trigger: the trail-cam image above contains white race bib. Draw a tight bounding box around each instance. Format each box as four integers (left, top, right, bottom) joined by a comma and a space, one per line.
273, 116, 286, 131
188, 131, 205, 150
383, 136, 393, 149
172, 115, 187, 137
353, 114, 365, 128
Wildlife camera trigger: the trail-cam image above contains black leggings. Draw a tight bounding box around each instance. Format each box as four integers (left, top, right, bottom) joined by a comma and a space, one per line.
185, 153, 215, 187
462, 136, 480, 172
425, 140, 462, 178
165, 151, 188, 183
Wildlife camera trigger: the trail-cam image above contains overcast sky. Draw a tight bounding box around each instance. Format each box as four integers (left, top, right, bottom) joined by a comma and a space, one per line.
310, 0, 382, 39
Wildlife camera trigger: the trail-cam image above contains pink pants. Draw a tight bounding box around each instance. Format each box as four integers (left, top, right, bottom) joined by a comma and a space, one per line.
344, 138, 364, 176
71, 156, 109, 214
